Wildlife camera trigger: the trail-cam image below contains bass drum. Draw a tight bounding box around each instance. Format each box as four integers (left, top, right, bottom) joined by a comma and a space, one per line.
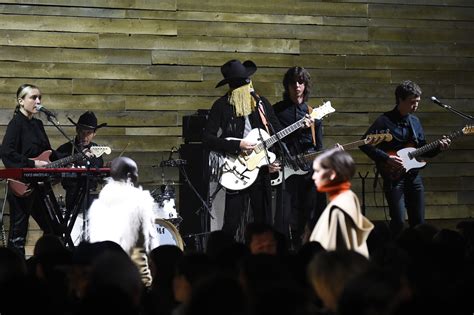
155, 218, 184, 250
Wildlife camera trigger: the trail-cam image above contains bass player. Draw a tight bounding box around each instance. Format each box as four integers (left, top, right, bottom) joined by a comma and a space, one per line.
359, 80, 451, 237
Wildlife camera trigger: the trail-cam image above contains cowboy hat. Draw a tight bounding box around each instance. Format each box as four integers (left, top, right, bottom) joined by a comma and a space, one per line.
68, 111, 107, 130
215, 59, 257, 88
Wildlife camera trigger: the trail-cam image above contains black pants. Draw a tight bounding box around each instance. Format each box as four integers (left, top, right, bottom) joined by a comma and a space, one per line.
222, 170, 272, 241
274, 172, 326, 246
7, 185, 53, 256
383, 172, 425, 237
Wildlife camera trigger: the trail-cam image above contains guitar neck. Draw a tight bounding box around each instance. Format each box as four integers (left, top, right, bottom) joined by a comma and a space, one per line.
46, 152, 84, 169
259, 117, 305, 150
410, 129, 463, 158
302, 139, 367, 163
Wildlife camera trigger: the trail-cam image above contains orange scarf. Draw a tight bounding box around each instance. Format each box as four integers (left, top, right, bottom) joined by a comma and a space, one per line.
317, 181, 351, 201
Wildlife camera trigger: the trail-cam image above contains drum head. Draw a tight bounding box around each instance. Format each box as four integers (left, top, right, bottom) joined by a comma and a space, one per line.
155, 218, 184, 250
153, 194, 178, 219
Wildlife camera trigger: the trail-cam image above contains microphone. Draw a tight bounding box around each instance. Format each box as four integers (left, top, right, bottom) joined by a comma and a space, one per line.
35, 105, 56, 118
430, 96, 450, 109
250, 90, 261, 103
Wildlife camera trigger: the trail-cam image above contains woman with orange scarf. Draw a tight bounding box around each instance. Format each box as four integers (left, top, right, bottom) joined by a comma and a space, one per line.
309, 148, 374, 257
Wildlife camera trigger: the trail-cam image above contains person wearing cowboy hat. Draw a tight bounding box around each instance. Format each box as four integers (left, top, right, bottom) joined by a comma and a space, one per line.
203, 59, 284, 241
56, 111, 108, 224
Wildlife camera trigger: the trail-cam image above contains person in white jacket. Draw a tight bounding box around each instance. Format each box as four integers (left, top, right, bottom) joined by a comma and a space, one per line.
88, 156, 160, 286
309, 148, 374, 257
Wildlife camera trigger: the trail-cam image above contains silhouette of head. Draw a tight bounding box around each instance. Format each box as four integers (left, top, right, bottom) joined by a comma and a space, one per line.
110, 157, 139, 185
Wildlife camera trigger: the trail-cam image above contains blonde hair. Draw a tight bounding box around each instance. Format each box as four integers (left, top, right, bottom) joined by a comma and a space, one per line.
15, 83, 39, 112
228, 82, 257, 117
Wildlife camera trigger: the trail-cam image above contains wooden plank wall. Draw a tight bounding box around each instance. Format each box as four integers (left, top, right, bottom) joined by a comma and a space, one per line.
0, 0, 473, 253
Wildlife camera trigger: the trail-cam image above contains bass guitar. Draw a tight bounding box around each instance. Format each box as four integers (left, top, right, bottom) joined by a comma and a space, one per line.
378, 125, 473, 180
6, 146, 111, 197
219, 101, 336, 191
271, 131, 393, 186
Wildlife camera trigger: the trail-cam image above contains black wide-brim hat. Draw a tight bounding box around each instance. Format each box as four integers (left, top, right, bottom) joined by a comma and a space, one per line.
68, 111, 107, 130
215, 59, 257, 88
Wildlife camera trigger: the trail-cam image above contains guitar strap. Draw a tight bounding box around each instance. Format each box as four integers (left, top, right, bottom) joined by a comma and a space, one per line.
307, 105, 317, 146
257, 102, 270, 134
407, 115, 419, 145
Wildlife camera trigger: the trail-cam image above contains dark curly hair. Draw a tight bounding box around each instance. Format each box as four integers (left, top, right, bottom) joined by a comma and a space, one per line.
395, 80, 422, 105
282, 66, 311, 102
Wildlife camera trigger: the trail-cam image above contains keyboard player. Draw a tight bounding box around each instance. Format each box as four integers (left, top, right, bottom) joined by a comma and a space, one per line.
0, 84, 63, 257
56, 111, 107, 223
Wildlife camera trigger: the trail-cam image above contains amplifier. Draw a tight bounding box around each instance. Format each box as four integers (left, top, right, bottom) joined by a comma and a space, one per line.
182, 109, 209, 143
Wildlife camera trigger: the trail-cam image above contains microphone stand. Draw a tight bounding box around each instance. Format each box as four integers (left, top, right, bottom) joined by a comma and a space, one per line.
252, 96, 292, 191
433, 99, 474, 121
46, 114, 93, 245
252, 95, 293, 233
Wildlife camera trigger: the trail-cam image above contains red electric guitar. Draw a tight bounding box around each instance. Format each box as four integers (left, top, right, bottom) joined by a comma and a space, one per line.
5, 146, 111, 197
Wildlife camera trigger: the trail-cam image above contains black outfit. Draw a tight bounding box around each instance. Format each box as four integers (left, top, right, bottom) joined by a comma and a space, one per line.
0, 110, 60, 256
360, 106, 442, 236
203, 94, 282, 239
273, 99, 326, 246
56, 138, 104, 221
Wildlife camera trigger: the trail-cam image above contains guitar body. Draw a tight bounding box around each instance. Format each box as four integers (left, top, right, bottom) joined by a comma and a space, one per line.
397, 147, 426, 172
34, 150, 53, 163
380, 147, 426, 180
270, 167, 308, 186
7, 150, 53, 197
218, 101, 336, 191
220, 128, 276, 191
270, 132, 394, 186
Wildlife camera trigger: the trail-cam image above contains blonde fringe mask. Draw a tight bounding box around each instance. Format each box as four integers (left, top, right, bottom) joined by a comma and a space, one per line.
228, 81, 257, 117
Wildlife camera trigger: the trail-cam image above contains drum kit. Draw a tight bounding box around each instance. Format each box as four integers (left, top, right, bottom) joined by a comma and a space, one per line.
150, 157, 187, 250
70, 157, 187, 250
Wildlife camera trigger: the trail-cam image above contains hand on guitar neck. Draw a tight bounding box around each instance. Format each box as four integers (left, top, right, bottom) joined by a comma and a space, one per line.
438, 135, 451, 151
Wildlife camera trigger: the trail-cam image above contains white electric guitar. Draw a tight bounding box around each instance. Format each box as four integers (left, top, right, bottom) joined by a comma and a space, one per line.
378, 125, 473, 180
270, 132, 393, 186
219, 101, 335, 191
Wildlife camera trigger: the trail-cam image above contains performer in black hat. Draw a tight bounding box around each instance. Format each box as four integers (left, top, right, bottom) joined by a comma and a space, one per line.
203, 59, 284, 240
56, 111, 108, 223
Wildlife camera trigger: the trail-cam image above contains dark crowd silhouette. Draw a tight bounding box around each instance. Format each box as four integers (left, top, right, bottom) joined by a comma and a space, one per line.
1, 220, 474, 315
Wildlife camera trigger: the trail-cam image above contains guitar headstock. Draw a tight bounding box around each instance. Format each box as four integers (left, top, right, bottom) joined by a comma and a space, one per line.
89, 146, 112, 157
310, 101, 336, 120
365, 131, 393, 145
462, 125, 474, 135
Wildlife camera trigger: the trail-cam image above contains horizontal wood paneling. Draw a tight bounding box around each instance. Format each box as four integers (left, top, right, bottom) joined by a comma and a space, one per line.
0, 46, 152, 65
0, 30, 98, 48
369, 3, 474, 21
178, 0, 368, 17
0, 62, 203, 81
0, 14, 177, 35
0, 0, 472, 250
0, 0, 177, 10
99, 34, 300, 54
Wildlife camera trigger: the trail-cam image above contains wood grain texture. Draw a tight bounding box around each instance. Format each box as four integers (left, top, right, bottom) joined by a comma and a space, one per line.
0, 1, 472, 249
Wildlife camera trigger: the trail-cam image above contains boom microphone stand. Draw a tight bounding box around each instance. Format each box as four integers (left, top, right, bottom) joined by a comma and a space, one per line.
431, 96, 474, 121
45, 113, 94, 245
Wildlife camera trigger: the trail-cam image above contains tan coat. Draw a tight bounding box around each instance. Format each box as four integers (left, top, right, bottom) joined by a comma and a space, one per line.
309, 190, 374, 257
